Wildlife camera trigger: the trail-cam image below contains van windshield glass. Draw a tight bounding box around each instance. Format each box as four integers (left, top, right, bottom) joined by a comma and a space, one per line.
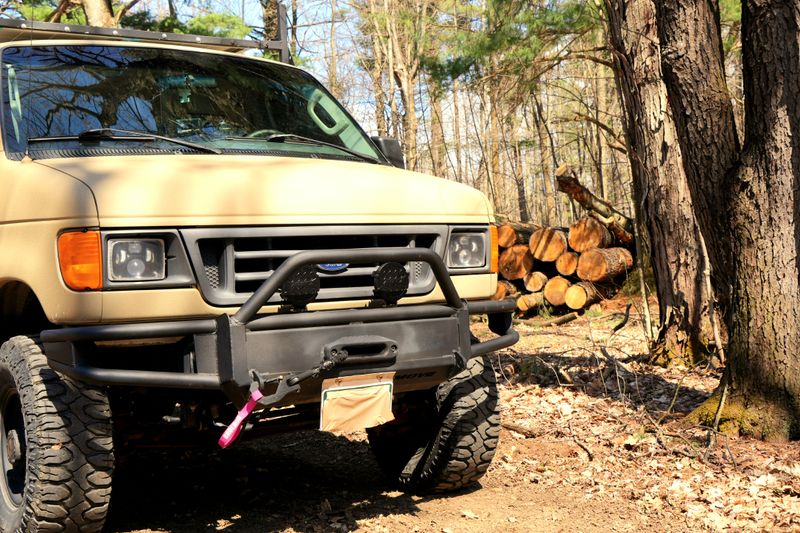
0, 45, 381, 161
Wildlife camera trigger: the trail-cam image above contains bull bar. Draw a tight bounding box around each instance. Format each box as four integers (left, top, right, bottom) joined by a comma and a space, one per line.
41, 247, 518, 407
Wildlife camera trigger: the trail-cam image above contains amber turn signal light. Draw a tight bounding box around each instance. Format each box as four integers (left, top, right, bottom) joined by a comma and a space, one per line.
489, 225, 499, 273
58, 230, 102, 290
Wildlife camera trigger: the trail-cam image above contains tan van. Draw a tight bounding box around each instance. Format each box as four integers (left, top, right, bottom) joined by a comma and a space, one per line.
0, 16, 516, 532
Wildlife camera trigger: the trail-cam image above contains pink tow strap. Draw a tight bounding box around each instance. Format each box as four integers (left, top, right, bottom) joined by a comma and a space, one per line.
218, 389, 263, 448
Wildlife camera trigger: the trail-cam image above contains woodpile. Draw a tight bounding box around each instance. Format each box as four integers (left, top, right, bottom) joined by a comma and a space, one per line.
493, 164, 637, 317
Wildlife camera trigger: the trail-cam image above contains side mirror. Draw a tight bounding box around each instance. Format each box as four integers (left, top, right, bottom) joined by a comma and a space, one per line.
370, 136, 405, 169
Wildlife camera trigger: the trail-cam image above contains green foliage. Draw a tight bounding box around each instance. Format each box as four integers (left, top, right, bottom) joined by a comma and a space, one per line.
719, 0, 741, 24
3, 0, 249, 40
186, 13, 251, 39
119, 11, 186, 32
123, 12, 250, 38
426, 0, 599, 87
6, 0, 85, 23
537, 302, 554, 320
719, 0, 741, 54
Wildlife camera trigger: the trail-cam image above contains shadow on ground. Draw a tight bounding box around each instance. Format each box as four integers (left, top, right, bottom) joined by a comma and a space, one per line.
105, 430, 424, 533
496, 322, 717, 416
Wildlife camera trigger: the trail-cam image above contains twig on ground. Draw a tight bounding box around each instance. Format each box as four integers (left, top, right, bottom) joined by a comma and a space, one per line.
501, 421, 537, 438
611, 303, 632, 336
719, 432, 738, 470
568, 420, 594, 461
643, 409, 698, 460
599, 346, 634, 373
698, 426, 739, 469
534, 356, 573, 386
655, 431, 696, 459
507, 385, 538, 399
712, 382, 729, 432
703, 381, 730, 461
656, 374, 688, 425
558, 367, 574, 384
495, 353, 513, 384
541, 312, 581, 326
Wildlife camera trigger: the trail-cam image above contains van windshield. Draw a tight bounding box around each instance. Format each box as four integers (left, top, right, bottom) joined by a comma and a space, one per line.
1, 45, 382, 162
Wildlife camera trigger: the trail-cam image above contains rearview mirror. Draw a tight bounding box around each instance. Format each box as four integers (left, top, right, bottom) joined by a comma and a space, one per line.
370, 136, 405, 169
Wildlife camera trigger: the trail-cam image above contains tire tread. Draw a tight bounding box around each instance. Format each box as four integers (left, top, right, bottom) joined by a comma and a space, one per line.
0, 336, 113, 533
368, 357, 500, 493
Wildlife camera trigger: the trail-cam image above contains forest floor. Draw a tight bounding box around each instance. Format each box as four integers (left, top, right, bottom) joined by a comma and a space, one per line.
107, 297, 800, 533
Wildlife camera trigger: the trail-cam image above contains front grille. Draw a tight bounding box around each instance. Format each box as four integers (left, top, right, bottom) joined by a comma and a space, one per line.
181, 226, 448, 306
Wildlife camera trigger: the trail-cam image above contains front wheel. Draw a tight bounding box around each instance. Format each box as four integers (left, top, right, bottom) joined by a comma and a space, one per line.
0, 336, 114, 533
367, 356, 500, 493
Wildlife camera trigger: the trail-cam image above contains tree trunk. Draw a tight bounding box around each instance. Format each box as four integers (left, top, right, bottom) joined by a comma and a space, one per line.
605, 0, 715, 364
687, 0, 800, 441
452, 81, 464, 181
532, 101, 556, 226
556, 165, 633, 239
327, 0, 340, 99
655, 0, 740, 314
261, 0, 279, 40
82, 0, 114, 26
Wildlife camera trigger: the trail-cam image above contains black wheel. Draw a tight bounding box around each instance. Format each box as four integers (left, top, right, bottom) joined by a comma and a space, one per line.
367, 356, 500, 493
0, 336, 114, 533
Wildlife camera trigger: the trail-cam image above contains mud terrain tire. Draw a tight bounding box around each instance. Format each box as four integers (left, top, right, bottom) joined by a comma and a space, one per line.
367, 356, 500, 493
0, 336, 114, 533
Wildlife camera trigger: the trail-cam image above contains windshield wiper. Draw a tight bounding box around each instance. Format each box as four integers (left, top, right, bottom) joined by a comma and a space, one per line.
225, 133, 379, 164
28, 128, 222, 155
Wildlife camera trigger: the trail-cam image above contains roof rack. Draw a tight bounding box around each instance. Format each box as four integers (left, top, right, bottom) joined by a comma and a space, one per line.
0, 2, 291, 63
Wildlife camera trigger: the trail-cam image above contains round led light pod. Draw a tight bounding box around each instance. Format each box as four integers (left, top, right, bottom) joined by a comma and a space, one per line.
373, 262, 409, 305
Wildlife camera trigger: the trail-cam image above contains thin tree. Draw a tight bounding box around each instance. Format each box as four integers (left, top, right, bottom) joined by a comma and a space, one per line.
604, 0, 718, 365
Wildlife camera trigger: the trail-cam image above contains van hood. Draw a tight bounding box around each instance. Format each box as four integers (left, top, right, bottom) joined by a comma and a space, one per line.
39, 155, 492, 227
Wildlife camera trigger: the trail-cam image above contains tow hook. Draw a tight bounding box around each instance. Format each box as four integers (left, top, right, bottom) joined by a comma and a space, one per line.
218, 351, 348, 448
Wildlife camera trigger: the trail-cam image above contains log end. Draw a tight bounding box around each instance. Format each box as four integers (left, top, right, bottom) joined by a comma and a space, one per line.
543, 276, 571, 306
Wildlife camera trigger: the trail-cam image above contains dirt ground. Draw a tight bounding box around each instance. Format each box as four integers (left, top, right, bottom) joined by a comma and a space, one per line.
106, 298, 800, 533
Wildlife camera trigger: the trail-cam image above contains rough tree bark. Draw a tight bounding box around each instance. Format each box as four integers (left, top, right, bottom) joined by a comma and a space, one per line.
261, 0, 279, 40
685, 0, 800, 440
82, 0, 114, 26
604, 0, 716, 364
655, 0, 740, 314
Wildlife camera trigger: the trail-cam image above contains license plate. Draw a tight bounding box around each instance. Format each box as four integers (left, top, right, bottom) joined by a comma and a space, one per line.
320, 372, 395, 434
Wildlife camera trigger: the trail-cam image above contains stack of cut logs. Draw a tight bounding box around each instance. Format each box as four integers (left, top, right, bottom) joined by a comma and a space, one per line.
494, 218, 634, 314
493, 165, 636, 316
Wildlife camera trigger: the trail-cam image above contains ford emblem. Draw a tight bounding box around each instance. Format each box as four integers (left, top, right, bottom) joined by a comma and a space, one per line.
317, 263, 349, 273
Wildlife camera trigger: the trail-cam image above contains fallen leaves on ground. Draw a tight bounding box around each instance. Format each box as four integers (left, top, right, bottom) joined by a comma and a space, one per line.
488, 299, 800, 531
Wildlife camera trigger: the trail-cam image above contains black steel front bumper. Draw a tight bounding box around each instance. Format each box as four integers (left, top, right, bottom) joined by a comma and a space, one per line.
41, 248, 518, 407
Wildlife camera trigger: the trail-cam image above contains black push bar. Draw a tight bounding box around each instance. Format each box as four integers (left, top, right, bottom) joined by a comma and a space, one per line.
233, 247, 464, 323
42, 247, 517, 394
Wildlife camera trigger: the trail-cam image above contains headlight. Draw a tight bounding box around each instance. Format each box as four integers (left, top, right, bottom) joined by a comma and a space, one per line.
447, 232, 486, 268
108, 239, 166, 281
